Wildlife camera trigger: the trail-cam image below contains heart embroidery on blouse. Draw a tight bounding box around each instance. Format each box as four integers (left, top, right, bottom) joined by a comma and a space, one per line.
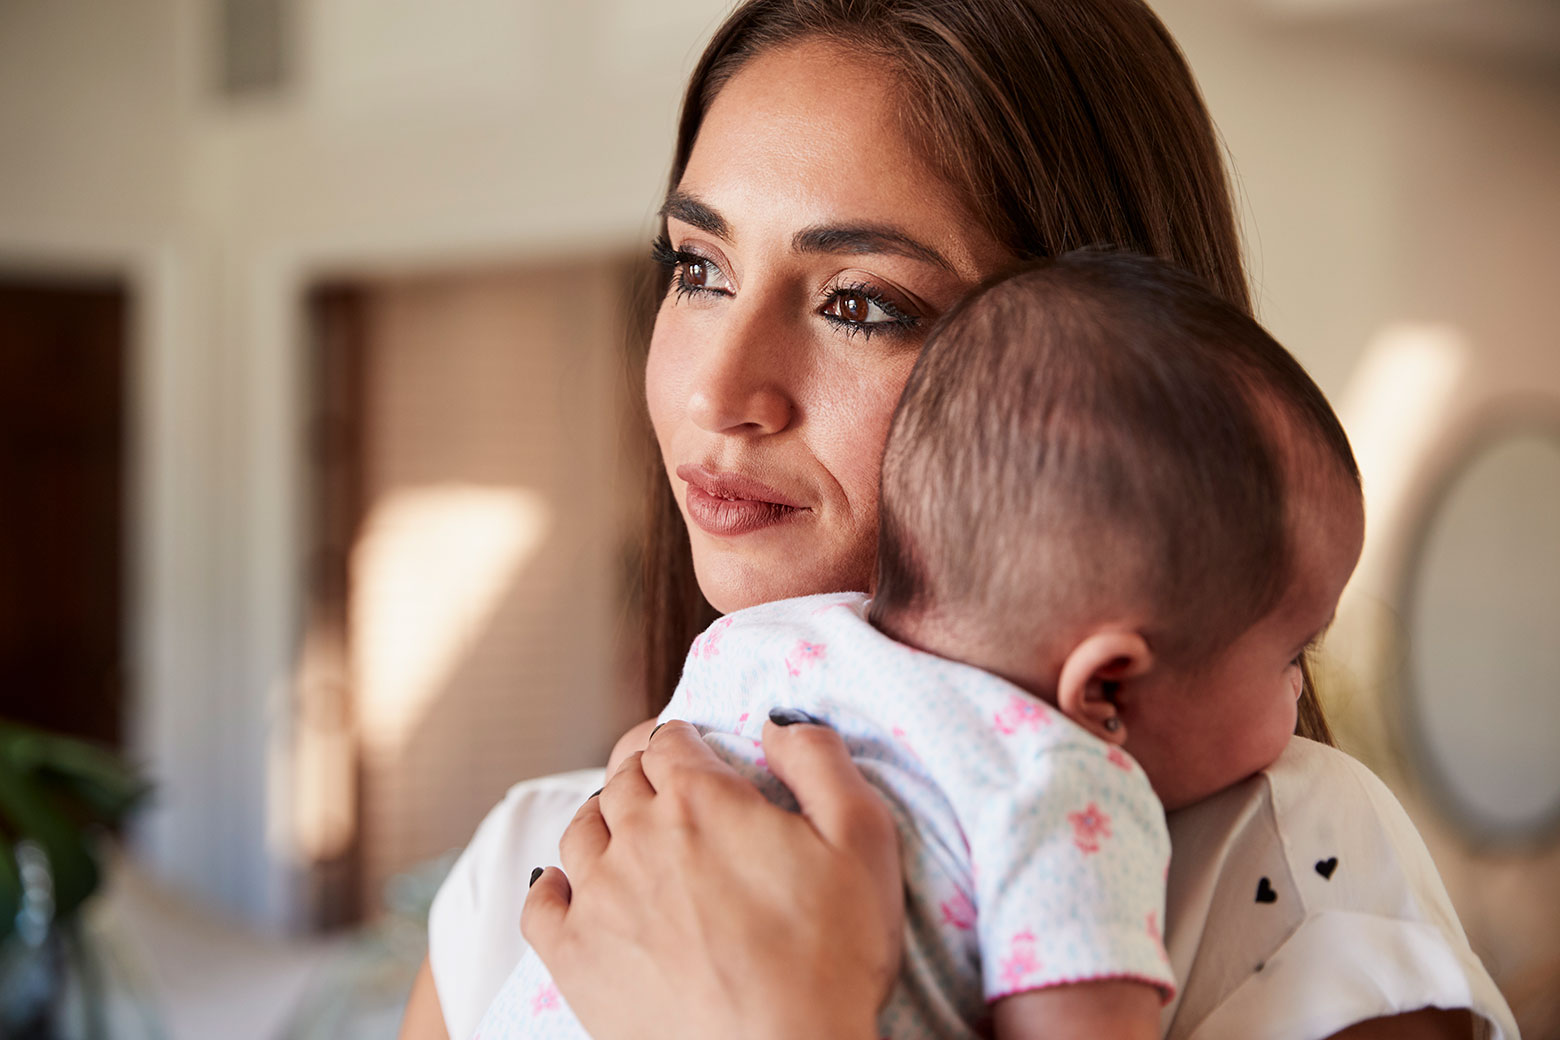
1316, 857, 1338, 880
1255, 877, 1277, 903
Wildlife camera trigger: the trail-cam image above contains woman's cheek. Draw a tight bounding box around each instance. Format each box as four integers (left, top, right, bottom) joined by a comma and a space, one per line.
836, 352, 919, 484
644, 325, 689, 458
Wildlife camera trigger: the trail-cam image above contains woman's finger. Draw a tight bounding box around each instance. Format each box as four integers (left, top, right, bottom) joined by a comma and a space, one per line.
639, 719, 745, 791
760, 715, 904, 983
519, 866, 571, 953
760, 716, 899, 867
557, 786, 610, 877
598, 749, 655, 822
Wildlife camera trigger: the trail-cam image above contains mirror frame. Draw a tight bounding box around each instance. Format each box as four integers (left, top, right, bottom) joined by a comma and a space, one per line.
1397, 405, 1560, 849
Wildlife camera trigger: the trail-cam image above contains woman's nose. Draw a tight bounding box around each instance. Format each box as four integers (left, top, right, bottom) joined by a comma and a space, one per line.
685, 305, 795, 436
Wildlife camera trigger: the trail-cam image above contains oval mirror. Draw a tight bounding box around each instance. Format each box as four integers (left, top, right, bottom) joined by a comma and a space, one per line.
1405, 426, 1560, 843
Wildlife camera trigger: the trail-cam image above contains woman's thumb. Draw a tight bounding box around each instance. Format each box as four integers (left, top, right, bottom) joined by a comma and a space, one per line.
520, 866, 572, 957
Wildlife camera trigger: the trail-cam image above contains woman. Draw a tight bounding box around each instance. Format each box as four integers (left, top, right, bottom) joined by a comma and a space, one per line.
400, 2, 1513, 1038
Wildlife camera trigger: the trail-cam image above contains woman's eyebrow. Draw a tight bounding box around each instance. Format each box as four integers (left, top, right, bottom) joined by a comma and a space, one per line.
792, 224, 956, 273
660, 190, 730, 240
662, 191, 955, 274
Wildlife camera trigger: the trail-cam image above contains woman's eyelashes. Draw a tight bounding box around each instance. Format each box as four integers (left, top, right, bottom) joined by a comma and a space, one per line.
652, 236, 732, 301
650, 236, 923, 340
820, 282, 920, 339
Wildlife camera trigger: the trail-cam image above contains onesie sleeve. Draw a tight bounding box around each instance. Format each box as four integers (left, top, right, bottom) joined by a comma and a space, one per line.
966, 742, 1175, 1004
426, 767, 606, 1040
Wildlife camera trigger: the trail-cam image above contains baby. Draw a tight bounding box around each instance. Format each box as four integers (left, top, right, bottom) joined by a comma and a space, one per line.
473, 252, 1365, 1039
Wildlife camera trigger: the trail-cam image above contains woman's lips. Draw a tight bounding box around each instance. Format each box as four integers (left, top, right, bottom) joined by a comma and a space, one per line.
677, 464, 808, 537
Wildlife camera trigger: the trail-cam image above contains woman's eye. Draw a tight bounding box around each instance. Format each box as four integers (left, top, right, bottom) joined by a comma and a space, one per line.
821, 284, 919, 338
650, 237, 731, 301
826, 288, 890, 325
675, 254, 730, 297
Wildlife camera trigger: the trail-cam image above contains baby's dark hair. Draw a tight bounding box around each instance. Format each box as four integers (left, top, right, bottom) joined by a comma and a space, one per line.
870, 252, 1359, 668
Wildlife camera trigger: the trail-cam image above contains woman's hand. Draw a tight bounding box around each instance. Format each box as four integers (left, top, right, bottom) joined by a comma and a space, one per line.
522, 718, 903, 1040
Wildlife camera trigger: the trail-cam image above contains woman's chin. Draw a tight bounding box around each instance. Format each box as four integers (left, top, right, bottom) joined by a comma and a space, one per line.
691, 549, 871, 615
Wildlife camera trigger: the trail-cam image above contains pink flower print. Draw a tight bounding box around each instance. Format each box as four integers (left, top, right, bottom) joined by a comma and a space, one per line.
999, 930, 1042, 991
700, 616, 734, 659
784, 639, 826, 677
530, 981, 561, 1014
939, 890, 977, 931
1106, 747, 1132, 772
993, 694, 1051, 735
1068, 802, 1112, 854
1146, 910, 1161, 944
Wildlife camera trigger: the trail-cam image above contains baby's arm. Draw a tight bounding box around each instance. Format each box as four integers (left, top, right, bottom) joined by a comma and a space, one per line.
994, 979, 1161, 1040
966, 742, 1174, 1040
605, 717, 659, 776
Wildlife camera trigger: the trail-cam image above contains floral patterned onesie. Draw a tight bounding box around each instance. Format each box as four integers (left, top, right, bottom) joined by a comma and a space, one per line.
472, 591, 1176, 1039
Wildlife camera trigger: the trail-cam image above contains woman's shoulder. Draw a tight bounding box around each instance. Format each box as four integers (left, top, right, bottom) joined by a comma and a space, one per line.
1162, 738, 1517, 1040
427, 767, 606, 1040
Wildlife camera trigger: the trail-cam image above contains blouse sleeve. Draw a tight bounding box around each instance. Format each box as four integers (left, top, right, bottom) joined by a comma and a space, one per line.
426, 767, 605, 1040
1160, 738, 1517, 1040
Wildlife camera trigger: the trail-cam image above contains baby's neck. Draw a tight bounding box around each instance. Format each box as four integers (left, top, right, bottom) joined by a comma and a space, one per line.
872, 605, 1059, 706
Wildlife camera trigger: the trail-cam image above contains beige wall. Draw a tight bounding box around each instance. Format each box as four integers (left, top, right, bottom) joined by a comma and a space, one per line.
0, 1, 1555, 963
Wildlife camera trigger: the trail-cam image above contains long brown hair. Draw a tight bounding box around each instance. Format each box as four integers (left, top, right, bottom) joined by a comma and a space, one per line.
640, 0, 1335, 745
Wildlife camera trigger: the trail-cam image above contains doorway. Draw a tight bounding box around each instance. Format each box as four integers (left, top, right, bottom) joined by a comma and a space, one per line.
297, 257, 649, 925
0, 278, 129, 750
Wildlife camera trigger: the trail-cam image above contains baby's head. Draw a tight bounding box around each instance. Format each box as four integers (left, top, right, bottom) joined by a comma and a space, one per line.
870, 252, 1364, 809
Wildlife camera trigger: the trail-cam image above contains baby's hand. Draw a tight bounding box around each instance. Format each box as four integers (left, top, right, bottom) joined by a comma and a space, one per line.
605, 717, 659, 776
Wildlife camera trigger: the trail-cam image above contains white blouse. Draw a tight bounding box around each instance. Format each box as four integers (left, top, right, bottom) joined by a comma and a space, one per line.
427, 740, 1517, 1040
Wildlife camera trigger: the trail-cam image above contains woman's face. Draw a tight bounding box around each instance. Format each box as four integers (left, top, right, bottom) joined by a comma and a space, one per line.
646, 40, 1010, 613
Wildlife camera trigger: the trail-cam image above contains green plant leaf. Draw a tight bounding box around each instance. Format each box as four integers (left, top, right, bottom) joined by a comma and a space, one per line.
0, 726, 149, 823
0, 721, 149, 940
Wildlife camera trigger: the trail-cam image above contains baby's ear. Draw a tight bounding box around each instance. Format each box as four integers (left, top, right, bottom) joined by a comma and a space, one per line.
1056, 631, 1153, 745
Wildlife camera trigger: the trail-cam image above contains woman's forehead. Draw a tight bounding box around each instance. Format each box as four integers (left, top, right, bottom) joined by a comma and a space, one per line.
676, 39, 1007, 279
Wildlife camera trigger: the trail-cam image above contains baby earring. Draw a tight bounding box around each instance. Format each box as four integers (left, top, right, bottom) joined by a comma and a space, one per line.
1104, 717, 1122, 733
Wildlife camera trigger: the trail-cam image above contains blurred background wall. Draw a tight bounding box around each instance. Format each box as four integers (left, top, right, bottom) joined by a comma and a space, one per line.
0, 0, 1556, 1036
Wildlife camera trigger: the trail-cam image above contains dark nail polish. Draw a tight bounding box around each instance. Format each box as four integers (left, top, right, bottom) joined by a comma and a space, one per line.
649, 721, 667, 740
529, 866, 544, 888
587, 788, 603, 800
769, 707, 824, 727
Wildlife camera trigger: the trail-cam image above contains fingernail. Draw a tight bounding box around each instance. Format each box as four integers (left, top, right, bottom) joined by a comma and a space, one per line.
768, 707, 824, 727
649, 721, 667, 739
587, 788, 603, 800
529, 866, 544, 888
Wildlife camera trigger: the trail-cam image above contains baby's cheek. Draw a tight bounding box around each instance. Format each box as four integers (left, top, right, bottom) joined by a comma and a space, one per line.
1261, 678, 1302, 768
